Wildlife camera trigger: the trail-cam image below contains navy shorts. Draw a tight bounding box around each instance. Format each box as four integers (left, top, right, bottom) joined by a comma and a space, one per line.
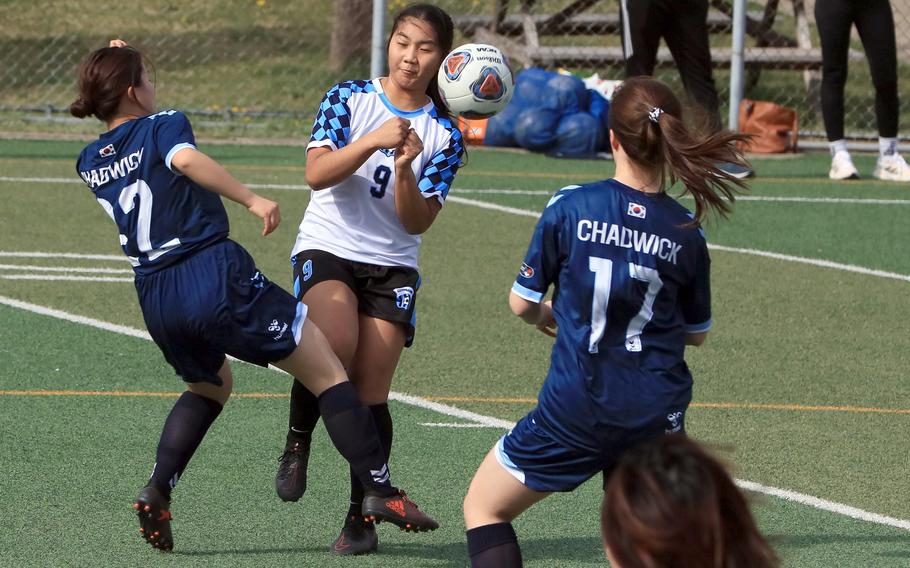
135, 239, 307, 384
291, 249, 420, 347
495, 408, 685, 492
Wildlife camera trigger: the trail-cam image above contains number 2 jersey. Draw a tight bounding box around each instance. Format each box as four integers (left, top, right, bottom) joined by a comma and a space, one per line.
511, 180, 712, 450
76, 110, 229, 275
292, 78, 464, 268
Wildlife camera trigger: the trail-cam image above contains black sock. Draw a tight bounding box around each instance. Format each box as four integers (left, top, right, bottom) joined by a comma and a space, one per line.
466, 523, 522, 568
148, 391, 223, 499
288, 379, 320, 443
348, 403, 394, 513
318, 383, 395, 496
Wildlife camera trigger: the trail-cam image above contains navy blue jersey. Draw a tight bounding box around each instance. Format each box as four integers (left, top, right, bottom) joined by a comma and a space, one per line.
511, 179, 711, 449
76, 110, 229, 275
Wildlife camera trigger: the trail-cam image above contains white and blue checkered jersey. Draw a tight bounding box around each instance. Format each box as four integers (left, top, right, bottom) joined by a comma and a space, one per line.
292, 78, 464, 268
512, 179, 712, 448
76, 110, 229, 276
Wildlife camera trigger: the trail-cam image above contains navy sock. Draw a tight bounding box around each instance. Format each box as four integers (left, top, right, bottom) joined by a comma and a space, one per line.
318, 383, 395, 496
466, 523, 522, 568
348, 403, 394, 513
148, 391, 223, 499
288, 379, 320, 442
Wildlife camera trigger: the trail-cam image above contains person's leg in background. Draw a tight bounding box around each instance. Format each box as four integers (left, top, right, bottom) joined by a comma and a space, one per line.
856, 0, 910, 181
816, 0, 861, 179
620, 0, 662, 77
663, 0, 722, 132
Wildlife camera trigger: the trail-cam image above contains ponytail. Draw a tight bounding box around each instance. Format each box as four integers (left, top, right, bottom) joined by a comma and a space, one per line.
69, 96, 95, 119
610, 77, 752, 223
653, 110, 751, 222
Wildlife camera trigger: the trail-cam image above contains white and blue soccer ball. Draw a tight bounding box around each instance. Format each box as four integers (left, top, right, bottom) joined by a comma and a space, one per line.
437, 43, 514, 119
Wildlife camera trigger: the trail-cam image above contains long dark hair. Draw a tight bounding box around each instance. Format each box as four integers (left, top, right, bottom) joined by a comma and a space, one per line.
609, 76, 751, 223
70, 45, 147, 122
602, 436, 779, 568
387, 3, 454, 121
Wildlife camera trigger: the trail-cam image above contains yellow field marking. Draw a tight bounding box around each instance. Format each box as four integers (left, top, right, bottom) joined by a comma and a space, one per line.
691, 401, 910, 414
3, 390, 908, 415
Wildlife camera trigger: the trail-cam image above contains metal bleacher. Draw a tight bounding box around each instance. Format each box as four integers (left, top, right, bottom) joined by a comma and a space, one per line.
454, 0, 864, 72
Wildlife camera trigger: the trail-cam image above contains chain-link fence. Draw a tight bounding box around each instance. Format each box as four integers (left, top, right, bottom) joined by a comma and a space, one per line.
0, 0, 373, 139
1, 0, 909, 142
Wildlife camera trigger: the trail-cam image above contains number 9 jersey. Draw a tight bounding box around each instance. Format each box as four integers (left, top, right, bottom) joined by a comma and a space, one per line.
293, 79, 465, 269
76, 110, 229, 275
511, 180, 712, 450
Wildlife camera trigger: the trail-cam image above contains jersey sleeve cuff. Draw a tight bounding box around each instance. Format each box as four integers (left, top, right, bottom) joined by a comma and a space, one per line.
684, 318, 712, 334
511, 281, 544, 303
420, 190, 445, 206
306, 139, 337, 152
165, 142, 196, 174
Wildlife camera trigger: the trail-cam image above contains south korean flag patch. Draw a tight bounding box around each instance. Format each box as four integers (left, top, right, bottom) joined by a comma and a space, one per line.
627, 202, 646, 219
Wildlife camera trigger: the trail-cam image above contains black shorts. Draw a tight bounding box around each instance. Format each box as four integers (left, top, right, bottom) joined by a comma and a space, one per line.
291, 249, 420, 347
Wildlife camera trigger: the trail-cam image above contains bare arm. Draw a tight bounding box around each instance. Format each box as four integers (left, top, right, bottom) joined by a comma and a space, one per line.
685, 331, 708, 346
305, 117, 411, 190
509, 291, 556, 338
393, 129, 441, 234
170, 147, 280, 236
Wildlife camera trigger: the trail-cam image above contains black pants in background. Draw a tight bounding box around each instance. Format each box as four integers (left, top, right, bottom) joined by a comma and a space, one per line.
620, 0, 722, 132
815, 0, 899, 140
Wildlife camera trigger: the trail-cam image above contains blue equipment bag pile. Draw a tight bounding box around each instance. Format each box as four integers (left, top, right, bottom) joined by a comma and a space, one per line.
484, 68, 610, 157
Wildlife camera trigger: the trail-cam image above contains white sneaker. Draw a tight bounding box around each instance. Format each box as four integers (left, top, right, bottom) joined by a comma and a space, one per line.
873, 154, 910, 182
829, 152, 859, 180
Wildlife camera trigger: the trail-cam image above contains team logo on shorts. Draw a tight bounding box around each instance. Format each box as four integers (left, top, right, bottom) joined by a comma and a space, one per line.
250, 270, 266, 289
98, 143, 116, 158
627, 202, 647, 219
444, 51, 471, 80
519, 262, 534, 279
393, 286, 414, 310
471, 67, 506, 101
302, 259, 313, 282
268, 319, 289, 340
665, 411, 684, 434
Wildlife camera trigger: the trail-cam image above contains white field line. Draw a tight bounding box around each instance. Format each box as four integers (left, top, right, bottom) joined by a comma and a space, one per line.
707, 245, 910, 283
0, 264, 133, 274
1, 275, 133, 282
1, 294, 908, 532
446, 196, 910, 283
3, 175, 910, 204
0, 251, 126, 262
736, 480, 910, 531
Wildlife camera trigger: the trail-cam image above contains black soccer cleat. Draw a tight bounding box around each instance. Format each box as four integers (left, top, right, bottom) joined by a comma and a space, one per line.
330, 514, 379, 556
276, 435, 311, 502
133, 485, 173, 552
362, 490, 439, 532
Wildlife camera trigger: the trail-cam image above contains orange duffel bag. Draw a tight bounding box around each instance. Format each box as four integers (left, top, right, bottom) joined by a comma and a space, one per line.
738, 99, 798, 153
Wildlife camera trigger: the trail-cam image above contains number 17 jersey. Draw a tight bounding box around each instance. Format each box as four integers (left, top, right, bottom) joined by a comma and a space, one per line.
511, 180, 712, 450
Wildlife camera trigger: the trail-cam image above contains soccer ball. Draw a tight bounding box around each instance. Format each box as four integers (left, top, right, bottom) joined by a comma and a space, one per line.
437, 43, 514, 119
